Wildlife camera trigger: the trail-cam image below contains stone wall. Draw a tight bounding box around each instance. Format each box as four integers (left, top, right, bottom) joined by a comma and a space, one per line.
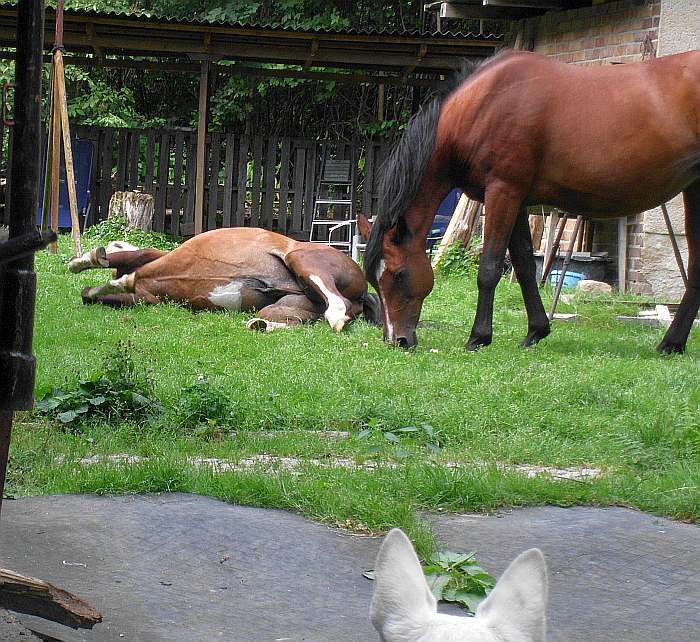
636, 0, 699, 299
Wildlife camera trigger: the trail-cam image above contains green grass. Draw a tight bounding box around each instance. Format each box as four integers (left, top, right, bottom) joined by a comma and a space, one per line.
6, 235, 700, 555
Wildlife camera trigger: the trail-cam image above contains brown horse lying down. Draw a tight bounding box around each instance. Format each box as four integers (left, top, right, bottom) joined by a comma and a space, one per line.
69, 227, 380, 332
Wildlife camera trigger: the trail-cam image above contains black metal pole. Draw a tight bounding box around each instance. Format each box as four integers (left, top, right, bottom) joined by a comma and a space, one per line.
0, 0, 45, 518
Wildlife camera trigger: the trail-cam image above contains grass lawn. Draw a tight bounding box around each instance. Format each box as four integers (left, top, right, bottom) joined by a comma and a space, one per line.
6, 234, 699, 555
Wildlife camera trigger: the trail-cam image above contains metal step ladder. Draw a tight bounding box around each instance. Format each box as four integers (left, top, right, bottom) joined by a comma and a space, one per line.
309, 151, 356, 253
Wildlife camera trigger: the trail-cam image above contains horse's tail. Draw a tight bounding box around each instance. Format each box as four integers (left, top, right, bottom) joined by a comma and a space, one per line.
361, 292, 382, 325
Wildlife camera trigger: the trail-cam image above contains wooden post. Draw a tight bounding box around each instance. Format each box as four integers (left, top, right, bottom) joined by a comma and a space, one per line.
54, 49, 81, 256
194, 59, 211, 235
660, 202, 688, 288
377, 83, 385, 122
48, 71, 60, 252
540, 213, 568, 286
617, 216, 627, 294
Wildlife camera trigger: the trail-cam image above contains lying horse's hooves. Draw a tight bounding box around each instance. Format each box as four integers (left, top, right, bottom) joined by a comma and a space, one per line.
68, 247, 108, 273
81, 286, 96, 305
246, 318, 290, 332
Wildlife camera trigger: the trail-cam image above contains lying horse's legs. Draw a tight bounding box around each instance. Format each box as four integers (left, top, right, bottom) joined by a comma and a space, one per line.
68, 247, 166, 277
466, 183, 523, 350
658, 181, 700, 354
508, 209, 551, 347
247, 294, 324, 331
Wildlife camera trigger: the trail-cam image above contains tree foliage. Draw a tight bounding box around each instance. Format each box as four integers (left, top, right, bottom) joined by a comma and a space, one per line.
50, 1, 438, 137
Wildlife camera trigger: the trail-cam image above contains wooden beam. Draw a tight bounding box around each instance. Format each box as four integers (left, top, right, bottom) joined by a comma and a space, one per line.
194, 59, 210, 236
0, 568, 102, 629
435, 2, 546, 20
54, 48, 82, 255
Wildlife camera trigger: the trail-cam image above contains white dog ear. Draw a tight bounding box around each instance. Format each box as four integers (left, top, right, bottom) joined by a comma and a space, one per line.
370, 529, 437, 637
476, 548, 548, 641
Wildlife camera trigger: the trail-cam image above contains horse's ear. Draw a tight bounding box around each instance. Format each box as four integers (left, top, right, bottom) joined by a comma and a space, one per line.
357, 214, 373, 241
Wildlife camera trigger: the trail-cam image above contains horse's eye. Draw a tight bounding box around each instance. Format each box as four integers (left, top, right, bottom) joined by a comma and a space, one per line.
393, 269, 407, 282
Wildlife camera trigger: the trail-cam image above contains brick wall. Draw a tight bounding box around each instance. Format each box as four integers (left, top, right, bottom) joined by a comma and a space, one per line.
507, 0, 660, 293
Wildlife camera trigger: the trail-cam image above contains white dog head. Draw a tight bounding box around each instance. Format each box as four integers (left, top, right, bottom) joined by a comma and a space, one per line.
370, 529, 548, 642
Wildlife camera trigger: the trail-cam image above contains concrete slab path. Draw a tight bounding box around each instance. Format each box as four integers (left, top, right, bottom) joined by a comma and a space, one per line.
0, 494, 698, 641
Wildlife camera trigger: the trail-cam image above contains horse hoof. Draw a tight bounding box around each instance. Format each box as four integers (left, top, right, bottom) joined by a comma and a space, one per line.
80, 286, 95, 304
657, 341, 685, 355
246, 318, 289, 332
465, 337, 491, 351
521, 326, 551, 348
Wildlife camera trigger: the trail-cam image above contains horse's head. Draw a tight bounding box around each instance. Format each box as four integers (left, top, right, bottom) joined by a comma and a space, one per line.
358, 214, 434, 349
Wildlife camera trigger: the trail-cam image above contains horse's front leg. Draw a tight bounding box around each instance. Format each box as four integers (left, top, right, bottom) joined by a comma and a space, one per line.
658, 181, 700, 354
508, 209, 550, 347
466, 183, 523, 350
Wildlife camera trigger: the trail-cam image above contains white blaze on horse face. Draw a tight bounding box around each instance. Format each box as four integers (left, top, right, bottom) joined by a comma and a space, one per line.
208, 280, 244, 310
308, 274, 350, 332
376, 259, 386, 282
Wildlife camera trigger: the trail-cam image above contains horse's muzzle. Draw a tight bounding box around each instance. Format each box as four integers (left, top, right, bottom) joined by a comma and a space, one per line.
385, 329, 417, 350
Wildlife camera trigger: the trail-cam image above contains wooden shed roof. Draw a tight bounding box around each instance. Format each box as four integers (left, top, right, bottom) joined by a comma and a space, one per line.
0, 4, 503, 83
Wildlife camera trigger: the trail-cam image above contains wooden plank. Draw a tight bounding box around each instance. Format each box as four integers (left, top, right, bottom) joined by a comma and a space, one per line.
170, 132, 185, 236
250, 135, 263, 227
0, 568, 102, 630
98, 128, 113, 222
127, 129, 139, 189
154, 132, 170, 232
193, 60, 210, 235
143, 130, 156, 195
184, 133, 197, 232
222, 132, 236, 227
291, 144, 305, 232
55, 50, 83, 255
207, 132, 221, 231
303, 141, 318, 232
115, 128, 128, 190
362, 140, 375, 215
261, 136, 277, 229
234, 135, 249, 226
277, 137, 291, 233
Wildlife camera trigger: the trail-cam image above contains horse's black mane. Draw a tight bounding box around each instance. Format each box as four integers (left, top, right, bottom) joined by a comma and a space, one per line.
364, 50, 514, 283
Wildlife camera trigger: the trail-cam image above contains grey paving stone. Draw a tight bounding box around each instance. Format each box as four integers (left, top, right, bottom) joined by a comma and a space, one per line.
0, 495, 698, 641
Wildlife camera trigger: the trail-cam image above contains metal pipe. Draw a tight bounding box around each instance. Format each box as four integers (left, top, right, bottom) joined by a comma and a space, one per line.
540, 213, 568, 286
548, 215, 583, 320
660, 202, 688, 288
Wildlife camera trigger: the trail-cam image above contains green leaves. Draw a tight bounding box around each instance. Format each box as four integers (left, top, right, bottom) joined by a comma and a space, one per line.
423, 550, 496, 614
364, 544, 495, 615
82, 215, 180, 251
358, 420, 442, 458
34, 341, 162, 428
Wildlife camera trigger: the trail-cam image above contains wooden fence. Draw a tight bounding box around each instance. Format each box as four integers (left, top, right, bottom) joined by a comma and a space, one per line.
0, 123, 391, 238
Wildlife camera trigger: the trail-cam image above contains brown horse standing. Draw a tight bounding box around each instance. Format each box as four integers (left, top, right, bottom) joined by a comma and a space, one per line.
69, 228, 380, 331
364, 50, 700, 353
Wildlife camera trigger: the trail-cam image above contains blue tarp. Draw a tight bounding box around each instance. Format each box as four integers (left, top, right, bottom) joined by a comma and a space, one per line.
37, 138, 94, 228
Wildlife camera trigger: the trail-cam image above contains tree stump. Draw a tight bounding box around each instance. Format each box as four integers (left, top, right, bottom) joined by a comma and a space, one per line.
108, 191, 154, 231
431, 195, 483, 267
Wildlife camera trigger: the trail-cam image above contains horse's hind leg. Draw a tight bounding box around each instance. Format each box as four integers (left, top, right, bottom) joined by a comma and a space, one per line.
658, 182, 700, 354
467, 183, 523, 350
69, 248, 166, 276
508, 209, 550, 347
